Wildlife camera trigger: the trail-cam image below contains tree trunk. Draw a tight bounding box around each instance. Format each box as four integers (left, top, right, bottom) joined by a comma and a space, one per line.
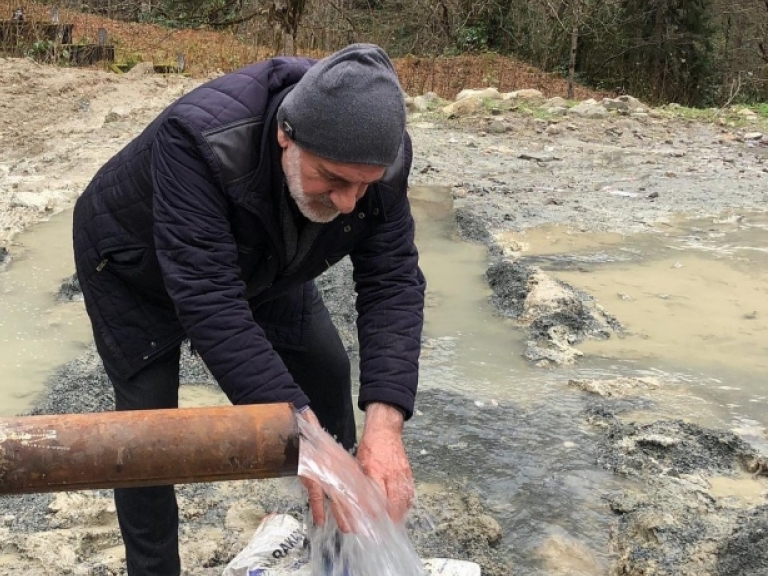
282, 30, 294, 55
568, 23, 578, 99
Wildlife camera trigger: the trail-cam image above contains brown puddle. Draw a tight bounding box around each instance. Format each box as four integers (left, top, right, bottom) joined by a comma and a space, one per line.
499, 214, 768, 426
706, 473, 768, 508
557, 255, 768, 374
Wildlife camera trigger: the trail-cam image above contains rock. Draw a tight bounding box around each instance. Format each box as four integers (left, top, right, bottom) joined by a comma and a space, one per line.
10, 190, 56, 212
58, 273, 83, 301
569, 101, 608, 118
602, 97, 631, 112
476, 514, 503, 546
486, 261, 620, 366
423, 91, 439, 102
738, 108, 757, 118
518, 152, 560, 163
525, 330, 583, 367
744, 132, 763, 140
602, 95, 646, 114
493, 235, 527, 257
48, 492, 117, 527
406, 95, 429, 113
503, 88, 545, 101
103, 110, 122, 123
442, 96, 482, 117
488, 120, 507, 134
2, 514, 14, 527
104, 104, 135, 124
569, 376, 660, 397
546, 106, 568, 116
456, 87, 501, 102
545, 96, 568, 108
126, 61, 155, 76
546, 123, 564, 135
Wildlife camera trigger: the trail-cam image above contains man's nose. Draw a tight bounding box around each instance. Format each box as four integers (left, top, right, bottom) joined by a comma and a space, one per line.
330, 184, 365, 213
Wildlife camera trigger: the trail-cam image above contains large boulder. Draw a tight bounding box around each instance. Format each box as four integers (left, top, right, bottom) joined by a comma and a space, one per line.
442, 96, 483, 117
406, 95, 430, 113
569, 100, 609, 118
455, 87, 502, 102
502, 88, 545, 101
601, 95, 647, 114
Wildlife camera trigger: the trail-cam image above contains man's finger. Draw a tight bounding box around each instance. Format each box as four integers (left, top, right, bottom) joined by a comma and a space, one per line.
385, 477, 414, 523
329, 497, 352, 533
301, 477, 326, 526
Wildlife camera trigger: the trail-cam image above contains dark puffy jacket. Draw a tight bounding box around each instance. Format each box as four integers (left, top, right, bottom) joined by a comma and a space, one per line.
73, 57, 425, 417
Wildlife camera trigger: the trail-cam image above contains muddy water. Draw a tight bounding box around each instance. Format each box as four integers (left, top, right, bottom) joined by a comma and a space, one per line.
1, 193, 766, 575
0, 210, 92, 416
500, 214, 768, 440
409, 188, 768, 575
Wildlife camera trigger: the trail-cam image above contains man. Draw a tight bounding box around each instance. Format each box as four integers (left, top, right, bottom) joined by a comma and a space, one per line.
73, 44, 425, 575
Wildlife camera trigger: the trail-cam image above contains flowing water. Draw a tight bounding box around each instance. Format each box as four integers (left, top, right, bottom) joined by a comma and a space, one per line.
0, 192, 766, 574
408, 187, 768, 574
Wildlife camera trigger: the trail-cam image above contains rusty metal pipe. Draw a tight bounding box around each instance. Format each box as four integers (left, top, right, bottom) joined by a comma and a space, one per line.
0, 404, 299, 495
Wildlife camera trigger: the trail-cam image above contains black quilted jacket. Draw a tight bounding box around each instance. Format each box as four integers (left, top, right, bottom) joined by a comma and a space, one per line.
73, 57, 425, 417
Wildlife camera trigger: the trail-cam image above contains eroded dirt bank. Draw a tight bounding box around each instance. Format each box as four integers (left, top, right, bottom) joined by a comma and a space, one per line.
1, 57, 767, 575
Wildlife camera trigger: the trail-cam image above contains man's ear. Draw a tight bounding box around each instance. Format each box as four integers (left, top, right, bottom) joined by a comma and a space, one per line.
277, 126, 290, 150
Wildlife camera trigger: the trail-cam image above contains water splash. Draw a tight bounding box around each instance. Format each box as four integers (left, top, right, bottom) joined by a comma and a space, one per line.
297, 414, 425, 576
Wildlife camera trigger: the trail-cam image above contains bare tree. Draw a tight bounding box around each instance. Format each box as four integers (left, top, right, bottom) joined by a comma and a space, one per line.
265, 0, 307, 55
547, 0, 603, 99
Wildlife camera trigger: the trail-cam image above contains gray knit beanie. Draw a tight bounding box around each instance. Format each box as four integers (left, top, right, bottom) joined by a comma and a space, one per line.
277, 44, 406, 166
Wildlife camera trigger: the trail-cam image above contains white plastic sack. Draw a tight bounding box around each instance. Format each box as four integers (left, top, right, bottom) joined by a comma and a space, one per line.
222, 514, 481, 576
222, 513, 311, 576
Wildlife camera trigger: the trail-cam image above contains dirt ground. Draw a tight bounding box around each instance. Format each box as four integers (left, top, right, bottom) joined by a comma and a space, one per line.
1, 56, 767, 575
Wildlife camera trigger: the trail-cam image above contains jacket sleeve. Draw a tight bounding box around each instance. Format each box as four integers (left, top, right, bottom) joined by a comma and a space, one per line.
350, 133, 426, 419
151, 116, 310, 409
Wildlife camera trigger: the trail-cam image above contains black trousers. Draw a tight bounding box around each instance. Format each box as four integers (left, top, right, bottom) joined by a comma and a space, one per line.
104, 286, 356, 576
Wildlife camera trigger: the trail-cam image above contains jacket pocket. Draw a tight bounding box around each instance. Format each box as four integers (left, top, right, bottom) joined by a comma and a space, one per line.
97, 243, 169, 303
98, 244, 149, 270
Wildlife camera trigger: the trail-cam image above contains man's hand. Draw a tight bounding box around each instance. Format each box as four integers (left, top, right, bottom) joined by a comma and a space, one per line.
297, 409, 334, 527
356, 402, 414, 523
298, 409, 358, 532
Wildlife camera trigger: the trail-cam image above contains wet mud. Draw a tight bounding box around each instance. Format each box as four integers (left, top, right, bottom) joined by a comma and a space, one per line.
587, 407, 768, 576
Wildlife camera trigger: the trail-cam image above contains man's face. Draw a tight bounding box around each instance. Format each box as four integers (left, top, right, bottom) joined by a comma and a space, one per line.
278, 128, 387, 223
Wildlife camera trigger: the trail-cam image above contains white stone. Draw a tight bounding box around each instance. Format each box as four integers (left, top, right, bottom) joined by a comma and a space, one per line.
502, 88, 545, 101
455, 87, 501, 102
442, 96, 482, 117
10, 190, 57, 212
569, 102, 608, 118
545, 96, 568, 108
